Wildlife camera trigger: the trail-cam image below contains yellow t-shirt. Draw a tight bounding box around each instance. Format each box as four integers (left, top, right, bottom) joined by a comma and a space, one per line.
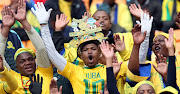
58, 61, 107, 94
126, 56, 180, 93
8, 65, 53, 94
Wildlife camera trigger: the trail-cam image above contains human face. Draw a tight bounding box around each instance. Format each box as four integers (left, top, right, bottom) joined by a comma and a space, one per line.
152, 35, 169, 57
137, 84, 155, 94
81, 43, 100, 67
16, 52, 36, 76
93, 11, 111, 31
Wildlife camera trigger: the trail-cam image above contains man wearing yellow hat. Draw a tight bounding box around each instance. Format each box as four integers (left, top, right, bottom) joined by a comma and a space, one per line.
0, 0, 53, 93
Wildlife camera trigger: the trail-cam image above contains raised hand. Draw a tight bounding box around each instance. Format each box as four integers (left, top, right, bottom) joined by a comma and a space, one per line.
1, 6, 15, 28
136, 13, 153, 36
29, 74, 43, 94
112, 55, 122, 76
175, 12, 180, 29
55, 14, 70, 31
132, 24, 146, 45
82, 11, 91, 22
165, 28, 174, 56
0, 55, 4, 71
129, 4, 143, 18
153, 54, 168, 82
112, 34, 125, 52
12, 0, 26, 22
31, 2, 53, 24
100, 40, 114, 59
50, 78, 62, 94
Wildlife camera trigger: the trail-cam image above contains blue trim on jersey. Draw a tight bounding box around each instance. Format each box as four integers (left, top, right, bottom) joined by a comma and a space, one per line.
113, 4, 118, 24
59, 47, 65, 55
10, 30, 24, 48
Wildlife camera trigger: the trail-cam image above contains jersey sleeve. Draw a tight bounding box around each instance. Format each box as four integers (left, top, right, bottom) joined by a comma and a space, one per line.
58, 61, 79, 81
126, 63, 151, 87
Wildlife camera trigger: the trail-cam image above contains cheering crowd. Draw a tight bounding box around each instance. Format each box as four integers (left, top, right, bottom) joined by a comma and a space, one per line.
0, 0, 180, 94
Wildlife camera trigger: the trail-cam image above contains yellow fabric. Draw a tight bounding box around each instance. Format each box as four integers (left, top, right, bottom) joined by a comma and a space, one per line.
154, 32, 176, 50
0, 0, 11, 19
90, 3, 133, 32
58, 0, 72, 25
58, 61, 106, 94
126, 56, 180, 93
116, 62, 128, 94
6, 65, 53, 94
14, 48, 36, 60
158, 86, 178, 94
116, 3, 133, 32
161, 0, 180, 21
115, 33, 134, 62
27, 10, 41, 30
0, 67, 18, 94
132, 81, 156, 94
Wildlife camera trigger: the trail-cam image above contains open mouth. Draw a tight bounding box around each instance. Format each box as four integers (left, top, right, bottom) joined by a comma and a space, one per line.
88, 55, 93, 62
155, 46, 161, 53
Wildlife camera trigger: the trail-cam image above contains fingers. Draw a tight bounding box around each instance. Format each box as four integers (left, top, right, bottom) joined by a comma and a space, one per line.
33, 74, 36, 82
37, 74, 40, 83
41, 77, 43, 86
50, 78, 57, 88
48, 8, 53, 14
29, 75, 33, 82
56, 14, 59, 21
59, 86, 63, 94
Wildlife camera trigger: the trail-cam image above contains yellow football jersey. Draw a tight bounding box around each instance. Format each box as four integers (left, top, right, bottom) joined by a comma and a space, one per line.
5, 65, 53, 94
58, 61, 107, 94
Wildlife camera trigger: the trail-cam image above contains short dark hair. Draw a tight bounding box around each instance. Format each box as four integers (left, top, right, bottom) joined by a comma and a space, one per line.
93, 9, 111, 19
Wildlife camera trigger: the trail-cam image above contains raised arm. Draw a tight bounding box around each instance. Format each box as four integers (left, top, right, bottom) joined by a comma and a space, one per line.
137, 13, 153, 64
100, 40, 120, 94
128, 24, 146, 75
12, 0, 51, 68
165, 28, 177, 88
31, 2, 67, 71
0, 55, 18, 93
0, 5, 15, 73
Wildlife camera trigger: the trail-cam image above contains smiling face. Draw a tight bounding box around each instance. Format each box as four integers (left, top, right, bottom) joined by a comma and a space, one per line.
93, 10, 111, 31
80, 43, 100, 67
16, 52, 36, 76
137, 84, 155, 94
152, 35, 169, 57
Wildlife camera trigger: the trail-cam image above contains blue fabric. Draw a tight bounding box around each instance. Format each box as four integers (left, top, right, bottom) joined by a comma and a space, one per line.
7, 30, 24, 57
113, 4, 118, 24
126, 63, 151, 87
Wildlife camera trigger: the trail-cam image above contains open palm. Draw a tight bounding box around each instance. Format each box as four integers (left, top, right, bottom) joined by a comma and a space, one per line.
113, 34, 125, 52
12, 0, 26, 21
165, 28, 174, 49
1, 6, 15, 27
100, 40, 114, 59
132, 24, 146, 45
129, 4, 143, 18
55, 14, 69, 31
153, 54, 167, 81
